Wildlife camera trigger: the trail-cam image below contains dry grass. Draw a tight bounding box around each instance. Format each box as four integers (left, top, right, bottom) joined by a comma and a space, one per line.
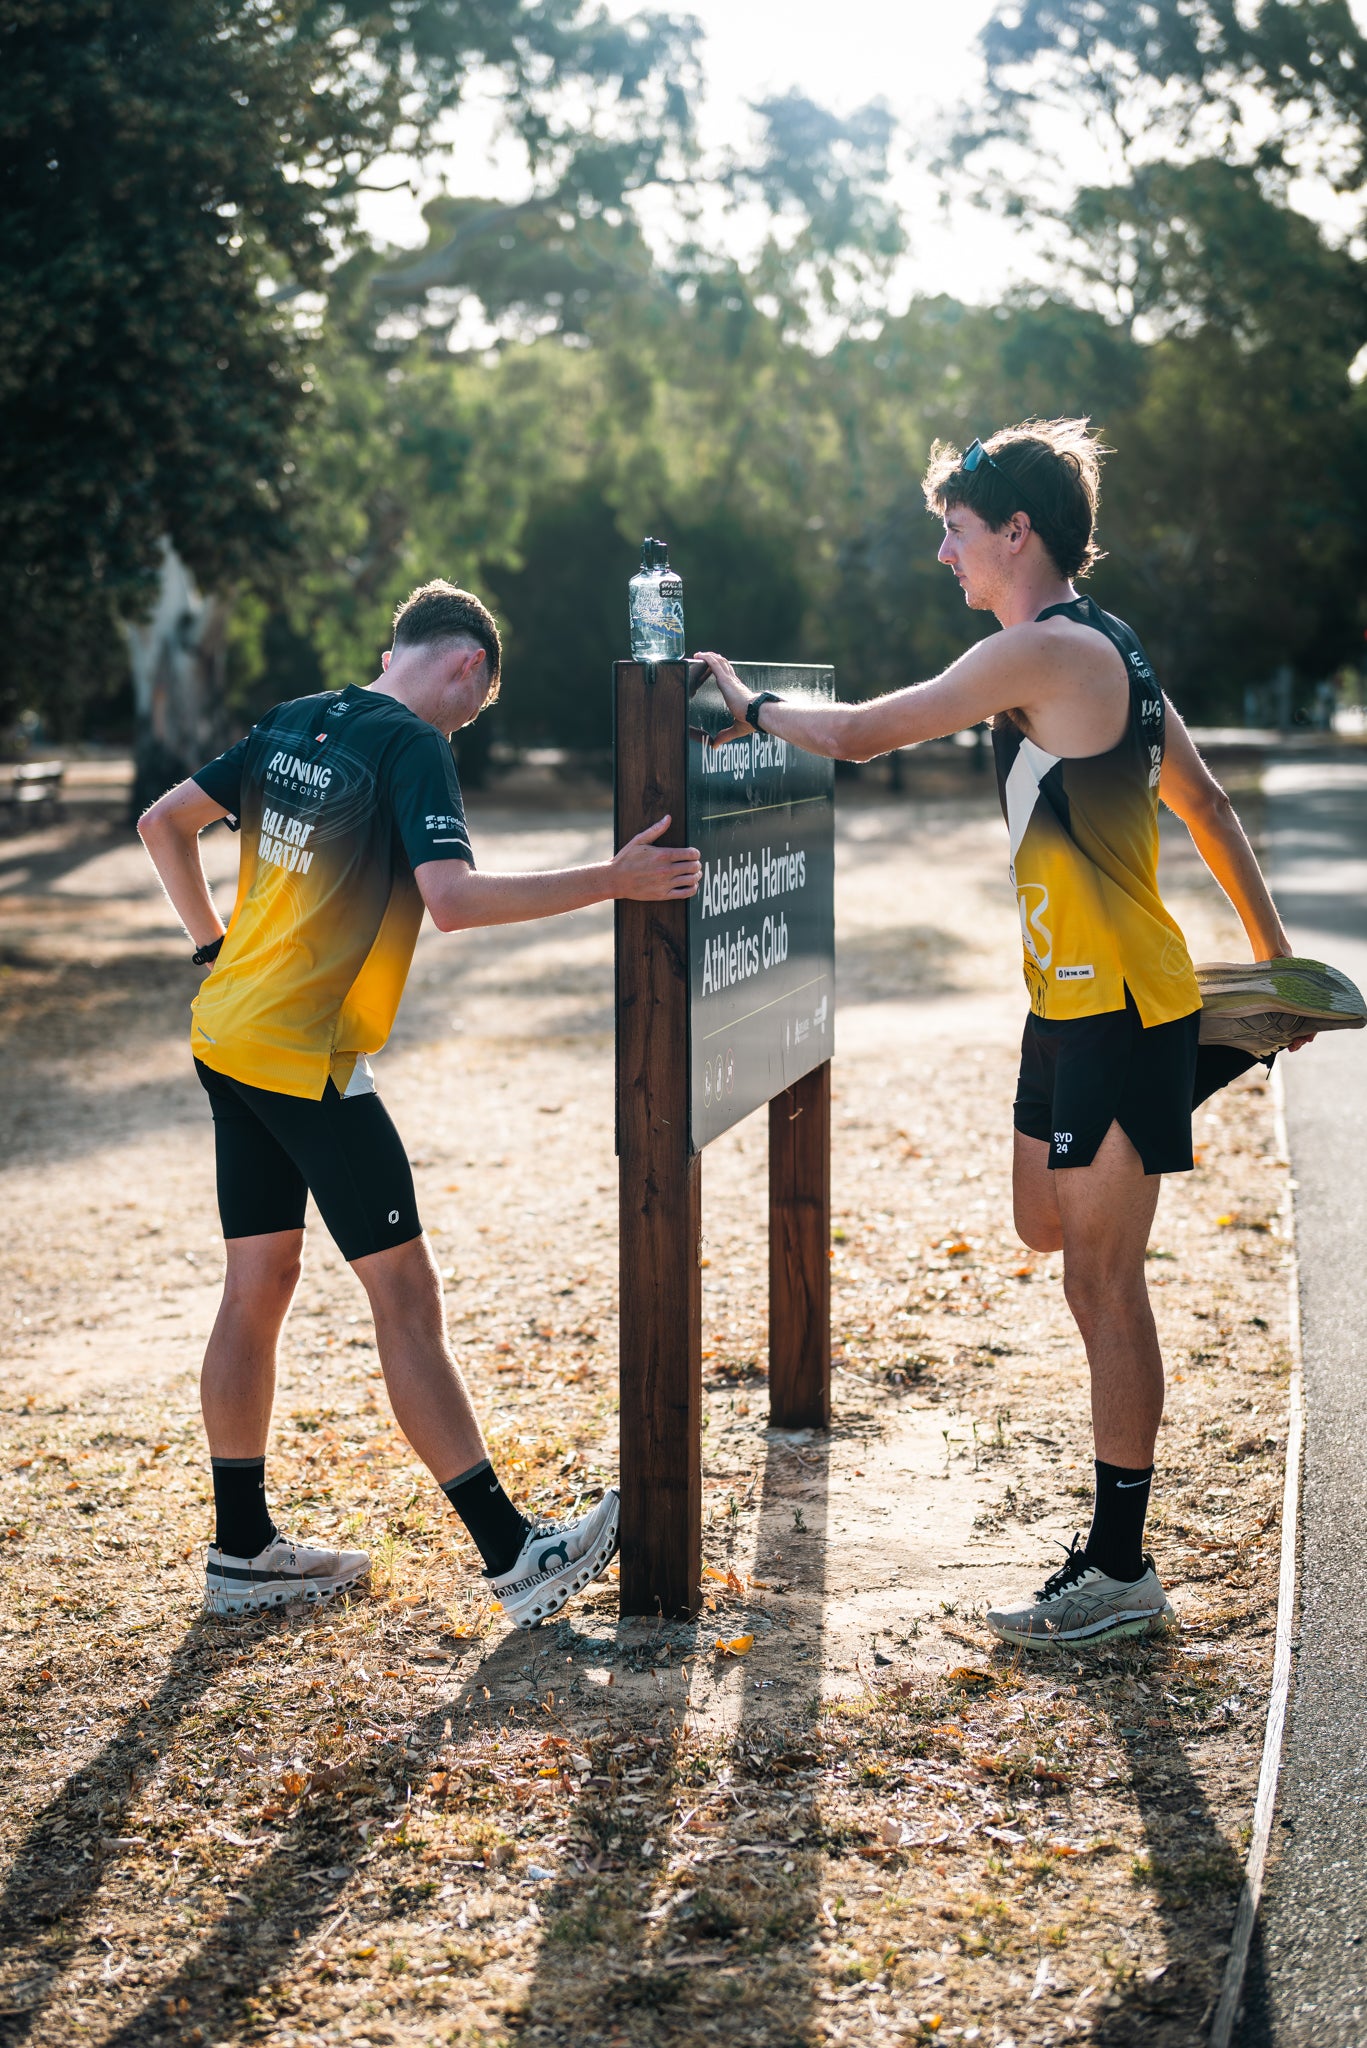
0, 763, 1293, 2045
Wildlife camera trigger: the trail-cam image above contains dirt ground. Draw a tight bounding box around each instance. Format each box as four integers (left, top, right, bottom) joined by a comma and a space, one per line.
0, 750, 1294, 2046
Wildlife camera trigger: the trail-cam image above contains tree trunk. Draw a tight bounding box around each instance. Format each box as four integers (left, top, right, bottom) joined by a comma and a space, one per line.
124, 541, 230, 818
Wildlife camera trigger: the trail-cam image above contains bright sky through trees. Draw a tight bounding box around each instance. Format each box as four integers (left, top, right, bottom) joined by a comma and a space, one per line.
357, 0, 1046, 306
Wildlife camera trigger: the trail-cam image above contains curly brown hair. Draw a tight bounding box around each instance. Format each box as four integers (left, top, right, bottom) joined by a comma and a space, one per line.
391, 580, 503, 704
922, 418, 1109, 580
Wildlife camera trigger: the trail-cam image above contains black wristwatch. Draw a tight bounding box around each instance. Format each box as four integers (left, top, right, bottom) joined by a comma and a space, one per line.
192, 935, 225, 966
745, 690, 781, 733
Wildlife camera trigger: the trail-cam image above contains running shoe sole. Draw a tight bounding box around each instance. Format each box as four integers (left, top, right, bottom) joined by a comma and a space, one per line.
989, 1599, 1175, 1650
204, 1562, 370, 1618
501, 1501, 621, 1631
1197, 955, 1366, 1050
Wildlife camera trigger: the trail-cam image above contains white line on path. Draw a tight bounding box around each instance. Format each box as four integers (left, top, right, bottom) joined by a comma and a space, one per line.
1209, 1064, 1305, 2047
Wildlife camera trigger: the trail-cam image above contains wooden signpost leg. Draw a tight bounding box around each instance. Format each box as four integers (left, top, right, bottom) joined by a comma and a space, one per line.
615, 660, 702, 1619
768, 1059, 832, 1429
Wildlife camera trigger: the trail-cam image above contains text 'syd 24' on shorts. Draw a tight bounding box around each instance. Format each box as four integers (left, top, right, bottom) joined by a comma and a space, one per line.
1013, 991, 1201, 1174
195, 1060, 421, 1261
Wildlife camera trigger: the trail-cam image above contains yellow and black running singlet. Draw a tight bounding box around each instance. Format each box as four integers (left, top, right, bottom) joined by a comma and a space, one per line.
991, 597, 1200, 1026
189, 685, 474, 1099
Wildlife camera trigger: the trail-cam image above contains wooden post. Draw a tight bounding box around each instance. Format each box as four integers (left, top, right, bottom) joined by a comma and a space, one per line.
614, 660, 702, 1619
768, 1059, 832, 1429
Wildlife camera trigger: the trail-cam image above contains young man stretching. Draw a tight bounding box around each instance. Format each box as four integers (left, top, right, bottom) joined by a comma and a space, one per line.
140, 582, 700, 1627
698, 419, 1306, 1648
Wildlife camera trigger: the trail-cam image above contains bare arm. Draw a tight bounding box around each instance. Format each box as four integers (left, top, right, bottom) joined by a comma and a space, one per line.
137, 779, 233, 949
1158, 702, 1292, 958
417, 816, 701, 933
694, 640, 1025, 762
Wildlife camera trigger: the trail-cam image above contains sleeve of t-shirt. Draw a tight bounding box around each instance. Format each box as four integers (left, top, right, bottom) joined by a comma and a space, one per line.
390, 727, 475, 869
191, 734, 250, 826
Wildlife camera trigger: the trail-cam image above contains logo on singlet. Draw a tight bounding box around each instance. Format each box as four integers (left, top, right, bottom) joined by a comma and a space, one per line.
1017, 884, 1053, 970
1056, 964, 1095, 981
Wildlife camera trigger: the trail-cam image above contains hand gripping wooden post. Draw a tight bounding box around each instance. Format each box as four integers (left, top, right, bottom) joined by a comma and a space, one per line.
615, 657, 834, 1619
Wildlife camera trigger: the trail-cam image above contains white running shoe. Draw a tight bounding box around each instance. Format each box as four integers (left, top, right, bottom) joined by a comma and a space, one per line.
986, 1537, 1174, 1649
489, 1490, 620, 1630
205, 1532, 371, 1616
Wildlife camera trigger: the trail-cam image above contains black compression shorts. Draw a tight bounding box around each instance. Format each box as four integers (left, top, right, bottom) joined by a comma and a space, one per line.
195, 1060, 422, 1260
1013, 991, 1201, 1174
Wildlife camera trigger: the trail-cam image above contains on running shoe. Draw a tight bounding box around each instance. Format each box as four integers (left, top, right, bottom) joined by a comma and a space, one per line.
490, 1490, 620, 1630
986, 1536, 1174, 1649
1197, 955, 1366, 1059
205, 1533, 370, 1616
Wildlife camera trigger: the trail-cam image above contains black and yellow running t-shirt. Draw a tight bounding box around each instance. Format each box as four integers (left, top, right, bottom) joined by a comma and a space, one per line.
189, 685, 474, 1099
992, 597, 1200, 1026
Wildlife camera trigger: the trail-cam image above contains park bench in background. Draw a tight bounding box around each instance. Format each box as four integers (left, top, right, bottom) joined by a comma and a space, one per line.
0, 760, 65, 829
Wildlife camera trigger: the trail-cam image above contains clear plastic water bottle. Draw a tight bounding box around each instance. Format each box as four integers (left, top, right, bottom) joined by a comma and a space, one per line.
628, 537, 686, 661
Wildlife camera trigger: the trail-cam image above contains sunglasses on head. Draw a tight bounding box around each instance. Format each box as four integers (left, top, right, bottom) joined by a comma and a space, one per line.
962, 438, 1043, 526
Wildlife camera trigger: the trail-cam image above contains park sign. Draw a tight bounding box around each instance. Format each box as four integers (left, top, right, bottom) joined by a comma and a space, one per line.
614, 655, 835, 1619
686, 662, 836, 1152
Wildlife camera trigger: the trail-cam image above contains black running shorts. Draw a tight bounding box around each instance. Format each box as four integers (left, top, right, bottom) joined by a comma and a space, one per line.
1013, 991, 1201, 1174
195, 1060, 422, 1260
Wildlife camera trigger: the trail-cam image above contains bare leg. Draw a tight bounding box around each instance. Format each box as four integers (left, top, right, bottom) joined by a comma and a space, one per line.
1052, 1122, 1164, 1467
201, 1229, 304, 1458
1012, 1129, 1063, 1253
351, 1235, 487, 1483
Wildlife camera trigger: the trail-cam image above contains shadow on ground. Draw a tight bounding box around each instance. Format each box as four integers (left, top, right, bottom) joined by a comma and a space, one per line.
503, 1427, 833, 2043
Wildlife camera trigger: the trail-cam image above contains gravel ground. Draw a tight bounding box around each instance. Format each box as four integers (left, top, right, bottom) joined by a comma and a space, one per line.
0, 758, 1293, 2046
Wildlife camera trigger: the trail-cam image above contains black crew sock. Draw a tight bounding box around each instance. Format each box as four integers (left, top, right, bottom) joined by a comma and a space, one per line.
442, 1459, 531, 1577
1082, 1459, 1154, 1584
211, 1457, 277, 1559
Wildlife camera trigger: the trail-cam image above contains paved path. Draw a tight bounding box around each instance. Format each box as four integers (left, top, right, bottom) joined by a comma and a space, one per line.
1243, 753, 1367, 2043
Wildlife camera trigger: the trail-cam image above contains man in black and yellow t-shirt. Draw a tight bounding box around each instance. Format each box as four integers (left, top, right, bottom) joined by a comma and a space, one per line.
140, 582, 700, 1627
696, 422, 1311, 1650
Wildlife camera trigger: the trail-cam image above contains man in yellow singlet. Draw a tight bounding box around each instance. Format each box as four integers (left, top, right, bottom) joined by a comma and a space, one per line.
696, 418, 1305, 1649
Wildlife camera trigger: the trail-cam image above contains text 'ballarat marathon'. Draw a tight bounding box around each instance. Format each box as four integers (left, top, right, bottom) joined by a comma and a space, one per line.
258, 806, 315, 873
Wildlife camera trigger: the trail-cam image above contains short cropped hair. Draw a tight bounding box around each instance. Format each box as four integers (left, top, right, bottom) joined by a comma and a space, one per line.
922, 418, 1108, 580
392, 581, 502, 703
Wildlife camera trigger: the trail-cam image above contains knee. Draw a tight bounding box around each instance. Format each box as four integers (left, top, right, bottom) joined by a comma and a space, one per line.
1062, 1262, 1141, 1336
1062, 1261, 1101, 1323
357, 1236, 441, 1322
224, 1247, 302, 1309
1016, 1210, 1064, 1255
1014, 1191, 1063, 1255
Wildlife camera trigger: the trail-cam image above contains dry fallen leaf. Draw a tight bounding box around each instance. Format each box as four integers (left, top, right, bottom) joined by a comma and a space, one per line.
714, 1635, 755, 1658
947, 1666, 995, 1693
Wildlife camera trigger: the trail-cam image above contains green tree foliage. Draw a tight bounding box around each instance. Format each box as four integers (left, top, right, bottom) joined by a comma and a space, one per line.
0, 0, 698, 728
948, 0, 1367, 716
974, 0, 1367, 190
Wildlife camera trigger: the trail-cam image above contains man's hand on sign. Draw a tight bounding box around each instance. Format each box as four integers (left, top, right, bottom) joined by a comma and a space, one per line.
612, 816, 703, 901
693, 651, 754, 745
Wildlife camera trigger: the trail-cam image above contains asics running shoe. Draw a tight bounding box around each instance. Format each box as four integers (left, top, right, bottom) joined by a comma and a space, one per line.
205, 1532, 370, 1616
1197, 955, 1366, 1058
986, 1537, 1174, 1649
490, 1490, 620, 1630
